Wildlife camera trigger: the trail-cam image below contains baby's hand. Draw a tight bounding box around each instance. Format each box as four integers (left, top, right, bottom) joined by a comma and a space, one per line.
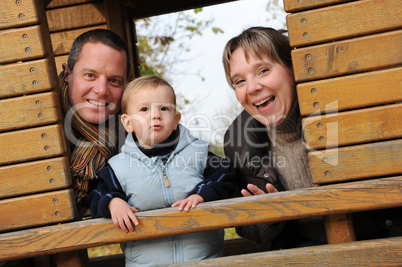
108, 197, 139, 233
172, 194, 204, 211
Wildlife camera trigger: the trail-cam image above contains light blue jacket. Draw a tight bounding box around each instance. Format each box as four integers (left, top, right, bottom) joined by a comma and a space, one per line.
108, 125, 224, 266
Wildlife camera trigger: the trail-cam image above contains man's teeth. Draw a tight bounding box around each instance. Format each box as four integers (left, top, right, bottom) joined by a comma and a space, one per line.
88, 100, 107, 106
254, 96, 274, 107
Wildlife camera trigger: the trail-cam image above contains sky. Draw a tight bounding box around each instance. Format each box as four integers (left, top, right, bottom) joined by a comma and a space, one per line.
141, 0, 287, 145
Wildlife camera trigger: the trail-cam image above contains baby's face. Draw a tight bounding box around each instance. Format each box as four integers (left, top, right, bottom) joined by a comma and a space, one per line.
121, 85, 181, 148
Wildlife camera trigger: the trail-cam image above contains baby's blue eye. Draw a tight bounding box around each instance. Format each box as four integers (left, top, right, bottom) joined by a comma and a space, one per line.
161, 107, 168, 111
141, 107, 148, 112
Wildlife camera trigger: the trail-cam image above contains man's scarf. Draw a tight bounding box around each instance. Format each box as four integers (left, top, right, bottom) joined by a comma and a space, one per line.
59, 72, 117, 203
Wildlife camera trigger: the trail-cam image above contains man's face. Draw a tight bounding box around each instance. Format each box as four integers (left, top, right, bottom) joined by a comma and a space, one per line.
64, 42, 127, 124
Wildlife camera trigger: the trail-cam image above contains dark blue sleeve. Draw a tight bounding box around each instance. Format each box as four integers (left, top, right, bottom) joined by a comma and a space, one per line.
85, 166, 128, 218
187, 152, 236, 202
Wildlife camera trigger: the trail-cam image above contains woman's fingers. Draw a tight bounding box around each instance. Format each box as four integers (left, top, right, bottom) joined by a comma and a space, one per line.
266, 183, 279, 193
247, 184, 265, 195
241, 183, 278, 197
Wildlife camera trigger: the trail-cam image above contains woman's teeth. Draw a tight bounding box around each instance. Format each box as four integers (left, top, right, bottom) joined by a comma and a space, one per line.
88, 100, 107, 106
254, 96, 274, 109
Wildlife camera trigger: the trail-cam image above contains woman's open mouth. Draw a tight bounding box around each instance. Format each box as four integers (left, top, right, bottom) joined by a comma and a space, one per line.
254, 96, 275, 109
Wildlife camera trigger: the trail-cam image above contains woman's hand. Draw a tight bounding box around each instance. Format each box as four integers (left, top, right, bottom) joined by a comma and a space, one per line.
108, 197, 139, 233
241, 183, 278, 197
172, 194, 205, 211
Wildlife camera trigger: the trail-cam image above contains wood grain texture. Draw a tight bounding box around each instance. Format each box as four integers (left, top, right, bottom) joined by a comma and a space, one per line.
287, 0, 402, 47
0, 0, 39, 30
0, 25, 47, 64
55, 55, 69, 74
0, 59, 57, 99
0, 176, 400, 260
46, 2, 106, 32
170, 237, 402, 266
325, 213, 356, 244
283, 0, 351, 13
46, 0, 98, 9
291, 29, 402, 82
297, 67, 402, 116
0, 157, 71, 199
0, 189, 76, 232
0, 124, 67, 165
0, 92, 62, 132
309, 139, 402, 184
303, 103, 402, 150
51, 25, 107, 55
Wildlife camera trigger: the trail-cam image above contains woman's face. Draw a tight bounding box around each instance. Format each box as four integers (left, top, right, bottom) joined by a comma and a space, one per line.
230, 48, 296, 126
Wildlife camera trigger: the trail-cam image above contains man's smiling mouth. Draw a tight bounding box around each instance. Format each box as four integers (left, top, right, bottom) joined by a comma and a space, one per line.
88, 100, 108, 106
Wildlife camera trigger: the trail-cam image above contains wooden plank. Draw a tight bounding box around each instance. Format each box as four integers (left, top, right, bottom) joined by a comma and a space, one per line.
324, 213, 356, 244
0, 157, 71, 199
0, 25, 47, 64
55, 55, 69, 74
51, 25, 107, 55
0, 124, 67, 165
46, 0, 98, 9
303, 103, 402, 149
297, 67, 402, 116
0, 0, 39, 30
128, 0, 238, 20
0, 92, 62, 132
0, 59, 57, 99
0, 176, 400, 260
283, 0, 351, 13
172, 237, 402, 266
308, 139, 402, 184
287, 0, 402, 47
105, 0, 127, 42
0, 189, 76, 232
46, 2, 107, 32
291, 29, 402, 82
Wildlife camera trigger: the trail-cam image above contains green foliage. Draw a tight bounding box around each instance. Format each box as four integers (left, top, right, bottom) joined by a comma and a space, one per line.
135, 10, 223, 79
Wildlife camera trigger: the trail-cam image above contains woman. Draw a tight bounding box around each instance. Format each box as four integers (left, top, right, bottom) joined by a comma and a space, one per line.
222, 27, 400, 250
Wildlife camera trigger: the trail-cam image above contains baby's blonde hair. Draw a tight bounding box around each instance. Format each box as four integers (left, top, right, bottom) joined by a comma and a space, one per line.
121, 75, 176, 113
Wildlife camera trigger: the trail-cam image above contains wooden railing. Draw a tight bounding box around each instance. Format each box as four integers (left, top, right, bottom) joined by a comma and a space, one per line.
0, 0, 401, 265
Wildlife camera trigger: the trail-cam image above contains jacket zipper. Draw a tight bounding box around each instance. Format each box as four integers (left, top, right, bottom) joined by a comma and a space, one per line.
161, 167, 170, 187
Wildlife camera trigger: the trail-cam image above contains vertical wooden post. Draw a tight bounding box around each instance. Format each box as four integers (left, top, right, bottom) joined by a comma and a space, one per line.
325, 213, 356, 244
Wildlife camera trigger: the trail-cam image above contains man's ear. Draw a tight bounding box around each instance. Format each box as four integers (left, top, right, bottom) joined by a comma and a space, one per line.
174, 112, 181, 130
62, 63, 71, 81
121, 114, 134, 133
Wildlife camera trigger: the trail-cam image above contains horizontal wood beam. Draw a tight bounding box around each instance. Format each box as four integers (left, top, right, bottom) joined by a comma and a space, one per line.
127, 0, 238, 19
0, 176, 401, 260
287, 0, 402, 47
302, 103, 402, 150
309, 139, 402, 184
291, 29, 402, 82
173, 236, 402, 266
297, 67, 402, 116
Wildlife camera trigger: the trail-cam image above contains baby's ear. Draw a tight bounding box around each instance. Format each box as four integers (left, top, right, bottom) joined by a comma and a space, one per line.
174, 112, 181, 130
121, 114, 134, 133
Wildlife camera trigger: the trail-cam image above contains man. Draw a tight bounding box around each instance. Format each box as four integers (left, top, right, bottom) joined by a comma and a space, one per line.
60, 29, 131, 207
